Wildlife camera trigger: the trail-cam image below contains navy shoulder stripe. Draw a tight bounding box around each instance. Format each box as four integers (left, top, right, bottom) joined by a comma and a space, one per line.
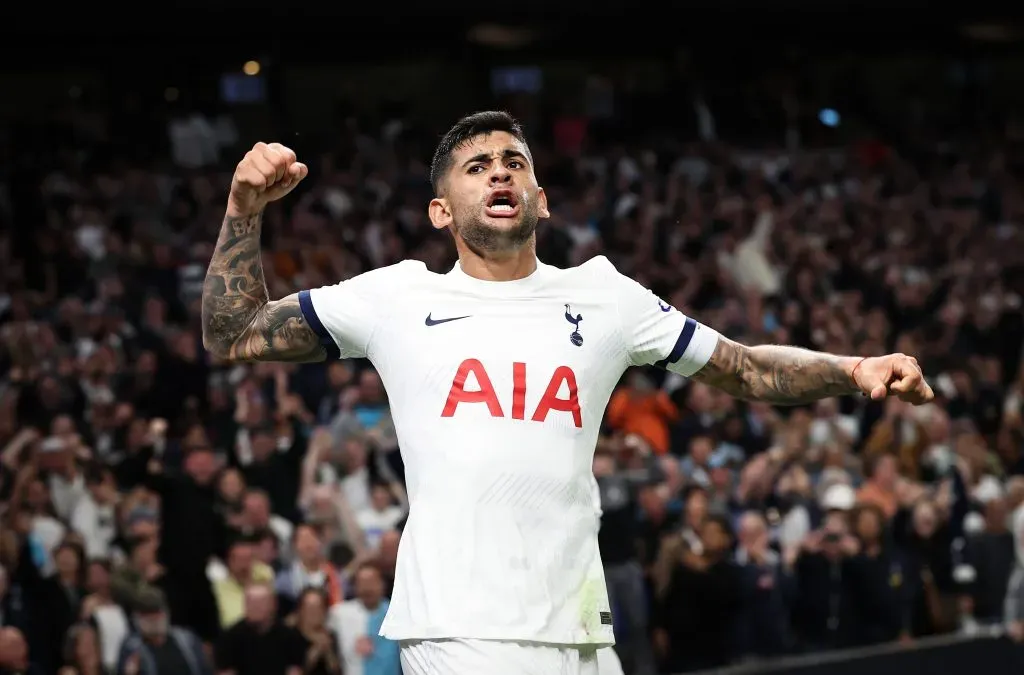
654, 317, 697, 370
298, 290, 342, 360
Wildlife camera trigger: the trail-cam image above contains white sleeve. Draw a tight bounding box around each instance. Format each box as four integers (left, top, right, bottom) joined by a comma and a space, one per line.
596, 257, 720, 377
298, 261, 418, 360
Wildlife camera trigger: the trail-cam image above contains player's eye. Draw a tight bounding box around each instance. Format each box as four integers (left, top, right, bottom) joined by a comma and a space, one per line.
468, 165, 485, 174
508, 160, 523, 169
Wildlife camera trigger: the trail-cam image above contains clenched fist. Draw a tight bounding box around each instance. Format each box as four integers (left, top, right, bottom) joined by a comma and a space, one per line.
227, 142, 308, 217
852, 353, 935, 405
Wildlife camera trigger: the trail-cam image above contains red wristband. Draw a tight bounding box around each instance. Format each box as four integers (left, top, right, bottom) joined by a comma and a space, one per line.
851, 357, 867, 393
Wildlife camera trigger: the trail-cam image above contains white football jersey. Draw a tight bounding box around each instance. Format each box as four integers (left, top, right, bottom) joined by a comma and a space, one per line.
298, 255, 719, 645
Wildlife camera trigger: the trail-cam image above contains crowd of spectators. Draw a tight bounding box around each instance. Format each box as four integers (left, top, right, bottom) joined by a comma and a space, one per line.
1, 83, 1024, 675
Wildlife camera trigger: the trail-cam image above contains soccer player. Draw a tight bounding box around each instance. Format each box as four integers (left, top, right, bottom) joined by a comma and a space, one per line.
201, 112, 933, 674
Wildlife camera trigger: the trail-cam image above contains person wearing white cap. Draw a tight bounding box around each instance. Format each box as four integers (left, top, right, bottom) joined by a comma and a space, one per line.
821, 483, 856, 513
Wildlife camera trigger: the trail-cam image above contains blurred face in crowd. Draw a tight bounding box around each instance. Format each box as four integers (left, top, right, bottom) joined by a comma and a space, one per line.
36, 377, 63, 410
251, 430, 276, 462
777, 466, 811, 502
328, 362, 352, 389
143, 297, 166, 327
227, 542, 254, 581
637, 485, 667, 521
172, 332, 197, 361
370, 485, 392, 512
822, 445, 847, 469
25, 479, 50, 513
126, 418, 149, 450
51, 414, 76, 438
71, 624, 101, 668
627, 370, 655, 396
710, 463, 732, 492
243, 398, 267, 427
355, 565, 385, 608
912, 501, 939, 539
244, 584, 275, 626
821, 511, 849, 559
684, 489, 708, 530
184, 448, 218, 486
297, 590, 328, 630
0, 627, 28, 670
688, 436, 713, 468
54, 544, 82, 583
358, 370, 385, 404
700, 518, 732, 557
854, 506, 884, 546
872, 454, 897, 490
135, 351, 158, 376
255, 534, 278, 565
130, 533, 159, 570
686, 383, 713, 414
344, 439, 367, 471
182, 424, 210, 451
305, 487, 337, 526
738, 512, 769, 555
659, 456, 683, 493
152, 244, 172, 267
134, 610, 169, 640
294, 525, 323, 566
985, 497, 1009, 532
87, 472, 116, 504
243, 492, 271, 527
218, 469, 246, 505
86, 561, 110, 595
429, 131, 549, 256
592, 452, 615, 478
721, 415, 744, 442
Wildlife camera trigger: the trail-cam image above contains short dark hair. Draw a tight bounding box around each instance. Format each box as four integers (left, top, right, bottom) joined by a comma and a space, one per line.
430, 111, 530, 195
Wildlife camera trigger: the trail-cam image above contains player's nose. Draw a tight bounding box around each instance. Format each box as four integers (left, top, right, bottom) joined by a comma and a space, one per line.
489, 166, 512, 184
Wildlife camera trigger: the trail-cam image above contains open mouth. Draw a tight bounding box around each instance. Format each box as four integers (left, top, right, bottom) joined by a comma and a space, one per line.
485, 190, 520, 218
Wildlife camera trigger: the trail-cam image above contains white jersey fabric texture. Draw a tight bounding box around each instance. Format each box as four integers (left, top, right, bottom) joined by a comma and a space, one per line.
399, 639, 626, 675
299, 255, 719, 646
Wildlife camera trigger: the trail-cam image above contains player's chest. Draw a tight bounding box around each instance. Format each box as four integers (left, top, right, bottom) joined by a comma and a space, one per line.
377, 296, 622, 421
404, 296, 617, 367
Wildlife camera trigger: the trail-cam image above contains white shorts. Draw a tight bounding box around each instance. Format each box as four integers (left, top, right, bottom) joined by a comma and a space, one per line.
399, 639, 624, 675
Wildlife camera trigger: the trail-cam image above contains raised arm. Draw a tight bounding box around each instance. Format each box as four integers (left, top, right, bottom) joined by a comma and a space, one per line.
691, 335, 934, 406
201, 143, 323, 363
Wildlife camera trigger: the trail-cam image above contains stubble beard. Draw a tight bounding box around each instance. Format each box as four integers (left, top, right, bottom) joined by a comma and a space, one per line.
453, 207, 539, 256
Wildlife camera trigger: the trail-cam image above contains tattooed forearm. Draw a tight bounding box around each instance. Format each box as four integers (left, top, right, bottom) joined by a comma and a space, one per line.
201, 212, 326, 363
691, 337, 859, 405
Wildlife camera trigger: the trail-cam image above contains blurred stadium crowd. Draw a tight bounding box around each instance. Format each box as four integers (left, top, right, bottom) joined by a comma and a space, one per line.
4, 24, 1024, 675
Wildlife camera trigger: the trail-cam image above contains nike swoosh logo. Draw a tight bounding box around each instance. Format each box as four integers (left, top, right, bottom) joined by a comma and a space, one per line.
425, 313, 471, 327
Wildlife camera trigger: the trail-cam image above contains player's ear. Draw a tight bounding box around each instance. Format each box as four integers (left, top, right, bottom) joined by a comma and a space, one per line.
428, 197, 452, 231
537, 187, 550, 220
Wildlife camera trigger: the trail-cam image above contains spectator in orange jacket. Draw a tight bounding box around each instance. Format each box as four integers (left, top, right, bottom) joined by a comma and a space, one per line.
606, 370, 680, 456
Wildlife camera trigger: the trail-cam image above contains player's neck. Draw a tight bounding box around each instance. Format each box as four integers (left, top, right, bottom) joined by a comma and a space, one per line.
455, 242, 538, 282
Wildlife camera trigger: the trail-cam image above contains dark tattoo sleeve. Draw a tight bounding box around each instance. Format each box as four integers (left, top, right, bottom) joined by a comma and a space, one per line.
691, 336, 859, 405
201, 212, 327, 363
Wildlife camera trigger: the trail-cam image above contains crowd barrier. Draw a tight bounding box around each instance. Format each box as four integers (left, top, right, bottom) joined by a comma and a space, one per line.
685, 630, 1024, 675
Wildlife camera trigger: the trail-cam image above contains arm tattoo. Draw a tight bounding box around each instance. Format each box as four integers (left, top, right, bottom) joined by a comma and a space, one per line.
691, 337, 859, 406
201, 212, 327, 363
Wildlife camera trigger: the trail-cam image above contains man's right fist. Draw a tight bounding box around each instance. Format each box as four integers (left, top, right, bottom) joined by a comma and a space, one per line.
228, 142, 308, 217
